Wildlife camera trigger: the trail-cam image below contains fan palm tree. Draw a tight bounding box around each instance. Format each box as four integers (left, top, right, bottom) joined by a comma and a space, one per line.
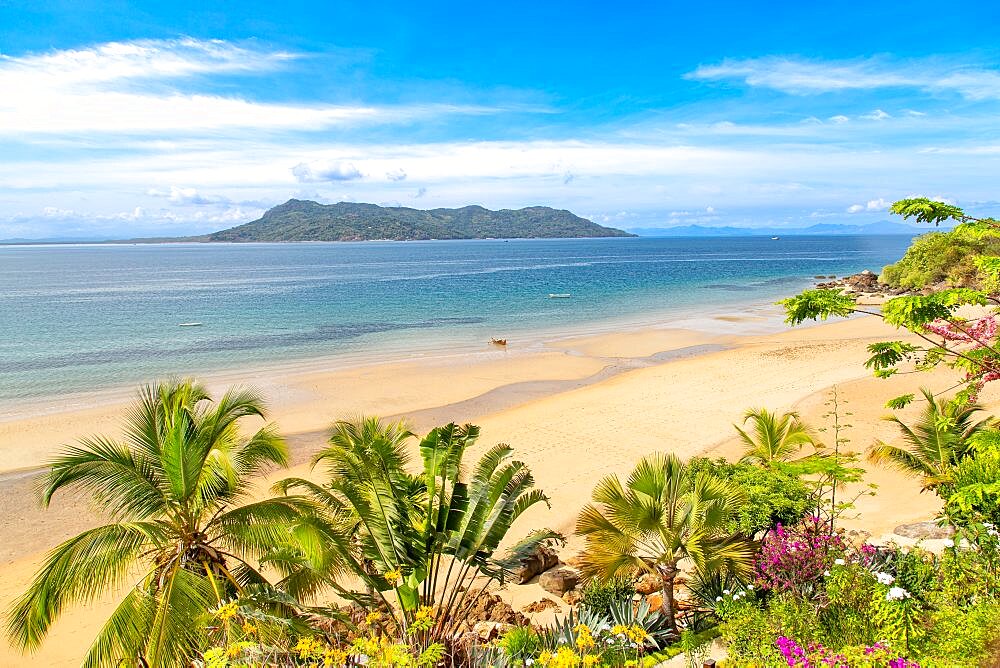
274, 417, 559, 642
576, 453, 754, 635
735, 408, 818, 466
5, 380, 302, 668
869, 388, 993, 490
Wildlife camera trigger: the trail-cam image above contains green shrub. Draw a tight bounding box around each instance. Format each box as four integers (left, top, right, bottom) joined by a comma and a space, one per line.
499, 626, 541, 663
684, 457, 812, 536
880, 229, 1000, 289
580, 576, 635, 617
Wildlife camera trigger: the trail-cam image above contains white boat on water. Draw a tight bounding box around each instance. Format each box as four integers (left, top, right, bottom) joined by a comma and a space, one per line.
548, 293, 572, 299
178, 322, 203, 327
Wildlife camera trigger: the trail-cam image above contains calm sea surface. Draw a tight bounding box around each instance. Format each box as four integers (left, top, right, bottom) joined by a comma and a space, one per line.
0, 236, 914, 404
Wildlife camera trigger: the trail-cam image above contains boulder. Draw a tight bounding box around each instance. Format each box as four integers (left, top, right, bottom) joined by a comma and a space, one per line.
455, 590, 528, 634
635, 572, 663, 595
563, 589, 582, 606
645, 592, 663, 613
894, 522, 956, 540
539, 566, 580, 595
515, 544, 560, 584
472, 621, 513, 642
522, 599, 560, 614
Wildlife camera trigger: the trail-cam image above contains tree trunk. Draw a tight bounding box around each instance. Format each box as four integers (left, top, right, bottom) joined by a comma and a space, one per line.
659, 564, 679, 636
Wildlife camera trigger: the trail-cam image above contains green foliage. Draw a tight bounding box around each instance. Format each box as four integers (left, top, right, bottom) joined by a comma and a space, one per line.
579, 576, 635, 618
890, 197, 968, 226
946, 429, 1000, 526
6, 380, 297, 668
576, 453, 755, 634
734, 408, 818, 466
881, 229, 1000, 289
864, 341, 919, 371
499, 626, 542, 663
683, 457, 812, 536
885, 394, 916, 410
868, 389, 991, 491
715, 599, 784, 663
780, 289, 858, 325
201, 199, 636, 242
275, 417, 559, 643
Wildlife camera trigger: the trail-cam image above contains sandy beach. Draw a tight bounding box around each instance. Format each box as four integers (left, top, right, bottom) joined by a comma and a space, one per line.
0, 311, 982, 667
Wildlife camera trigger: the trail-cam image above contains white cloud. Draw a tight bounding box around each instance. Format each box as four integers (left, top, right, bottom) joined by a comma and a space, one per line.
687, 56, 1000, 100
862, 109, 891, 121
847, 204, 864, 213
147, 185, 216, 205
386, 168, 407, 181
706, 206, 715, 213
291, 161, 363, 183
829, 115, 850, 124
847, 197, 890, 213
0, 38, 503, 135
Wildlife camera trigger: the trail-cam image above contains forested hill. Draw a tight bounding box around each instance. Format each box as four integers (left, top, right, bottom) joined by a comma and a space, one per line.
196, 200, 636, 241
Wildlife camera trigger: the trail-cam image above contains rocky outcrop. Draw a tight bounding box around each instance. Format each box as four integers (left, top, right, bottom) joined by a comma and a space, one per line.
454, 590, 529, 634
515, 544, 560, 584
815, 269, 913, 301
635, 572, 663, 595
522, 598, 560, 614
539, 566, 581, 595
894, 521, 956, 540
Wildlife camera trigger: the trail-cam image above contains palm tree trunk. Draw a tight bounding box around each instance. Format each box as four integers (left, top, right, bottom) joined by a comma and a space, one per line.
657, 564, 679, 636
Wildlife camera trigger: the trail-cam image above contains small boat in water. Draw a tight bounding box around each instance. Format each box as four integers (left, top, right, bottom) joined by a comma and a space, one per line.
489, 338, 507, 346
178, 322, 203, 327
548, 293, 572, 299
771, 236, 780, 240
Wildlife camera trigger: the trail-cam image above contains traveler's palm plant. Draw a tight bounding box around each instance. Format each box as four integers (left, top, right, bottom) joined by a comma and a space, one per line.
577, 453, 754, 635
275, 417, 558, 642
6, 381, 300, 668
869, 388, 992, 490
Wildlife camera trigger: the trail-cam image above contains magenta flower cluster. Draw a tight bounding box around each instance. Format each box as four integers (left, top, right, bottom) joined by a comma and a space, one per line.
777, 637, 919, 668
756, 516, 847, 594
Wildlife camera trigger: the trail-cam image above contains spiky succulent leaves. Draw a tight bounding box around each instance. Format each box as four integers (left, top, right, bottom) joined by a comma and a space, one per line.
869, 388, 992, 490
6, 380, 289, 667
735, 408, 817, 466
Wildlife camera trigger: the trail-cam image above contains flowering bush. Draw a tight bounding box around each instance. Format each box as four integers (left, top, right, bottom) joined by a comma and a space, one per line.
756, 517, 847, 596
775, 636, 919, 668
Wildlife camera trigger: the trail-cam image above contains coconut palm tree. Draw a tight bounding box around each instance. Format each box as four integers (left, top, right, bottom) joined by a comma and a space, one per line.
576, 453, 754, 635
869, 388, 993, 490
274, 417, 559, 642
5, 380, 302, 668
736, 408, 818, 466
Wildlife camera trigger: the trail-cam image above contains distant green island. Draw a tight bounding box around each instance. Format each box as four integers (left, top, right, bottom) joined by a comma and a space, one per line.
189, 199, 635, 242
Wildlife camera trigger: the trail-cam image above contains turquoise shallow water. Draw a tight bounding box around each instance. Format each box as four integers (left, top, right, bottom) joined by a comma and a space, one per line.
0, 236, 914, 403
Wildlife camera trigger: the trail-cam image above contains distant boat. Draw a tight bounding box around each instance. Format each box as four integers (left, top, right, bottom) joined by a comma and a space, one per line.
548, 293, 572, 299
178, 322, 203, 327
771, 236, 780, 240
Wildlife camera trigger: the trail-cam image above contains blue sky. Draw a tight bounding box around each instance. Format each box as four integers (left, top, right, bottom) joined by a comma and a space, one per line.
1, 0, 999, 238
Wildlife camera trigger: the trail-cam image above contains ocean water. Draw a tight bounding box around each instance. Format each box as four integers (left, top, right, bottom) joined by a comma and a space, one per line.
0, 236, 914, 404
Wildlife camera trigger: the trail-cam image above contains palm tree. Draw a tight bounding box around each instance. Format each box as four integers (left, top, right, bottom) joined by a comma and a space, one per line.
735, 408, 818, 466
274, 417, 558, 643
6, 380, 301, 668
576, 453, 754, 635
869, 388, 993, 490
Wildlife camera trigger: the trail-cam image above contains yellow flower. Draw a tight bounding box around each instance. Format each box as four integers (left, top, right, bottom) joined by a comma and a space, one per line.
573, 624, 595, 651
611, 624, 629, 637
214, 601, 239, 621
323, 647, 348, 667
583, 654, 599, 667
365, 610, 383, 626
538, 650, 554, 666
383, 567, 403, 585
241, 620, 257, 636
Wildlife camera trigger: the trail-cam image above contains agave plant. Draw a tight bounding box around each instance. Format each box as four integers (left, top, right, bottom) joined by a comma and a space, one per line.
577, 453, 754, 635
5, 380, 304, 668
869, 388, 993, 490
275, 417, 560, 643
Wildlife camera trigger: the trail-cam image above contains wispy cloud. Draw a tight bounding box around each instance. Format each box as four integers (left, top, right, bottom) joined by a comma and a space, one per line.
687, 56, 1000, 100
0, 38, 505, 134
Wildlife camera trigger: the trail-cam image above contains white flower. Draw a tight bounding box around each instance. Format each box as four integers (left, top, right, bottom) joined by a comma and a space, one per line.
943, 538, 955, 548
526, 660, 534, 666
876, 572, 895, 585
715, 596, 722, 602
746, 583, 754, 590
823, 570, 831, 577
723, 589, 731, 595
834, 558, 846, 566
606, 639, 615, 645
558, 638, 567, 644
886, 586, 911, 601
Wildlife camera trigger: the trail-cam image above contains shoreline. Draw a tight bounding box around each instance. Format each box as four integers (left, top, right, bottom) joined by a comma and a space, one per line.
0, 290, 799, 423
2, 303, 972, 668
